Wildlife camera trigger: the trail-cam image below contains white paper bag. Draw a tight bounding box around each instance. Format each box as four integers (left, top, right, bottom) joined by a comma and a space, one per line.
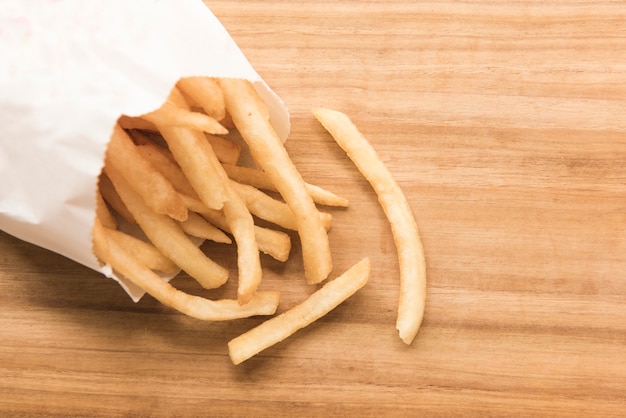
0, 0, 290, 300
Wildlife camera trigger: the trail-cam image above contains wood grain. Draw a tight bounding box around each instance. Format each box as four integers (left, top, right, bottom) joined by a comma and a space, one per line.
1, 1, 625, 416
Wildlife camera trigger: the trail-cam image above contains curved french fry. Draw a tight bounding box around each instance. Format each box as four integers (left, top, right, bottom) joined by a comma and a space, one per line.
313, 108, 426, 345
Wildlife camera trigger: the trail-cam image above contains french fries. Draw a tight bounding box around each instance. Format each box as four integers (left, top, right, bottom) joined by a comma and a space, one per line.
222, 163, 349, 208
228, 258, 370, 365
177, 76, 226, 121
313, 108, 427, 345
93, 76, 425, 365
219, 78, 333, 285
103, 162, 229, 290
141, 88, 229, 135
106, 124, 188, 222
93, 218, 279, 321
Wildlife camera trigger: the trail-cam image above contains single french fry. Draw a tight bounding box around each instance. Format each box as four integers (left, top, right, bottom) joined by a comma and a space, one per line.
304, 183, 349, 208
228, 258, 370, 365
313, 108, 426, 345
219, 78, 332, 284
128, 123, 240, 174
180, 194, 291, 262
103, 227, 178, 274
92, 219, 279, 321
222, 189, 263, 305
230, 180, 332, 231
95, 190, 117, 230
221, 163, 274, 189
158, 121, 227, 210
105, 163, 228, 289
135, 142, 198, 197
222, 163, 349, 208
134, 133, 240, 194
141, 92, 228, 135
98, 174, 136, 224
107, 124, 188, 222
205, 134, 242, 166
252, 224, 292, 263
160, 88, 262, 304
177, 77, 226, 121
118, 115, 158, 132
178, 211, 232, 244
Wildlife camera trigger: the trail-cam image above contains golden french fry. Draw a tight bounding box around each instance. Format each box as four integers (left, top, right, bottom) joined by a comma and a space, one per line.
95, 76, 425, 363
92, 219, 279, 321
135, 142, 198, 197
228, 258, 370, 365
177, 77, 226, 121
98, 174, 136, 224
134, 134, 241, 194
141, 87, 228, 136
205, 134, 242, 166
221, 188, 263, 305
105, 162, 228, 289
160, 88, 263, 305
222, 163, 348, 208
107, 124, 188, 222
178, 211, 232, 244
127, 119, 242, 164
117, 115, 158, 132
230, 180, 332, 231
313, 108, 426, 345
142, 106, 228, 135
102, 227, 178, 274
252, 224, 292, 263
221, 163, 274, 188
303, 183, 349, 208
180, 193, 291, 262
159, 121, 227, 210
95, 190, 117, 230
219, 78, 332, 284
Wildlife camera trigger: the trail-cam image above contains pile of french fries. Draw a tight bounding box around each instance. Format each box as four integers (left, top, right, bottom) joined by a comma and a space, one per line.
92, 77, 426, 364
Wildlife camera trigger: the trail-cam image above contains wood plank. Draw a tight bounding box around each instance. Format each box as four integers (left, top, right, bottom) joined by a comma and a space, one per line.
1, 1, 625, 415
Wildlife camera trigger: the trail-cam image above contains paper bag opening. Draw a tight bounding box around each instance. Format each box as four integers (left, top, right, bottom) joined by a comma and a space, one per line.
0, 0, 290, 301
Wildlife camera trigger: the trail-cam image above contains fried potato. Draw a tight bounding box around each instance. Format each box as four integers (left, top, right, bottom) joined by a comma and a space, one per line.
180, 193, 291, 262
313, 108, 426, 345
230, 180, 332, 232
98, 174, 136, 224
95, 190, 117, 230
205, 134, 242, 166
158, 88, 262, 305
228, 258, 370, 365
141, 87, 228, 135
107, 123, 188, 222
178, 211, 232, 244
222, 163, 348, 208
158, 117, 228, 210
134, 141, 198, 198
104, 162, 229, 289
219, 78, 332, 284
93, 76, 426, 363
93, 218, 279, 321
101, 227, 178, 274
177, 76, 226, 121
117, 115, 158, 132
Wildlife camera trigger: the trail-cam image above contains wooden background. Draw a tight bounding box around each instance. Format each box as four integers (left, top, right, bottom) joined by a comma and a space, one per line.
2, 1, 625, 416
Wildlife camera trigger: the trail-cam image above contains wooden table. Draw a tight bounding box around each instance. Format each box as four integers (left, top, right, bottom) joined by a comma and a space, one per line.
2, 1, 625, 416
